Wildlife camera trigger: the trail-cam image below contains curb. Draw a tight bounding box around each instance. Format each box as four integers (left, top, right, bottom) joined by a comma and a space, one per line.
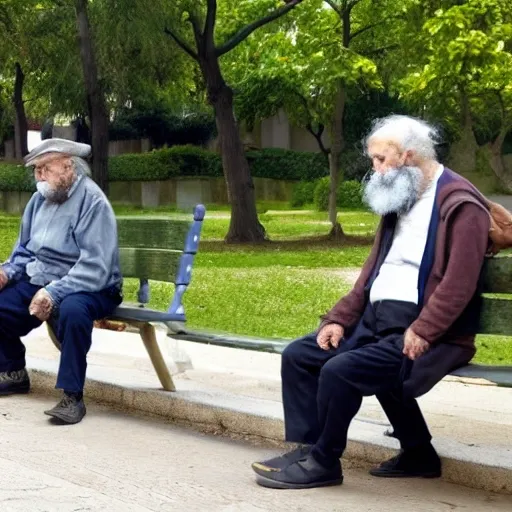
28, 368, 512, 496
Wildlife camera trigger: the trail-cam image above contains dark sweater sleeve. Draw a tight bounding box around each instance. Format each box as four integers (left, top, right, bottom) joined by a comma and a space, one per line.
410, 203, 489, 343
318, 222, 382, 330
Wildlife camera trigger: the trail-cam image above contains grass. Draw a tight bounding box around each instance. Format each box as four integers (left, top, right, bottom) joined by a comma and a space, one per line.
1, 204, 511, 365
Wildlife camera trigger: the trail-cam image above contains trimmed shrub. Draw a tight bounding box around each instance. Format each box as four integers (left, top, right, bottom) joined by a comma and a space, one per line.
0, 163, 35, 192
314, 177, 330, 211
109, 146, 328, 182
291, 181, 317, 207
246, 148, 328, 181
0, 146, 330, 190
338, 180, 364, 209
313, 178, 364, 211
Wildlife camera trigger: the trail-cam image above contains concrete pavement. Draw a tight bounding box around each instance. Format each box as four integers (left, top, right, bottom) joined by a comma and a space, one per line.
2, 394, 512, 512
18, 324, 512, 496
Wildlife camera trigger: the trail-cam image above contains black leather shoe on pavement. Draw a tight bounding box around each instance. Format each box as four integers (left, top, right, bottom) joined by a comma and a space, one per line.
252, 445, 311, 476
370, 445, 441, 478
255, 454, 343, 490
0, 369, 30, 396
44, 393, 86, 424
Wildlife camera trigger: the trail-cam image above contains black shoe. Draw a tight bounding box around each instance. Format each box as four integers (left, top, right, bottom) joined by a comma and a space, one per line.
0, 369, 30, 396
252, 445, 311, 476
370, 445, 441, 478
255, 454, 343, 490
44, 393, 86, 424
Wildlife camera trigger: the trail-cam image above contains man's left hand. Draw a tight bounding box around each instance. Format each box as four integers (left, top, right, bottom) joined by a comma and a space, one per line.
403, 328, 430, 361
29, 289, 54, 321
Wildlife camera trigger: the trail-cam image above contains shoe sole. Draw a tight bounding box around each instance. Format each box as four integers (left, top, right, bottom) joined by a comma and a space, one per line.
0, 386, 30, 396
44, 410, 86, 425
256, 474, 343, 490
369, 469, 441, 479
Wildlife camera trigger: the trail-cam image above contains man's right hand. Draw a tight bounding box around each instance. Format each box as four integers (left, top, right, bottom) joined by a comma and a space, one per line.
0, 269, 8, 291
317, 323, 344, 351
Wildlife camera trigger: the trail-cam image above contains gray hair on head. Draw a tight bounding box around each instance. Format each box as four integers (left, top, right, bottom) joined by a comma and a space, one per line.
70, 156, 92, 177
365, 115, 439, 161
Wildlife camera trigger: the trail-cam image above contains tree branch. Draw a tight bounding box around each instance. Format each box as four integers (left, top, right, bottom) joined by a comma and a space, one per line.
164, 27, 198, 60
341, 0, 362, 17
360, 43, 399, 57
306, 123, 330, 155
187, 13, 203, 50
216, 0, 304, 57
325, 0, 341, 15
204, 0, 217, 44
349, 15, 404, 42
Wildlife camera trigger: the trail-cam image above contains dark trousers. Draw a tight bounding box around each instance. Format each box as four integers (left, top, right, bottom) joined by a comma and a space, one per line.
282, 300, 436, 467
0, 279, 121, 393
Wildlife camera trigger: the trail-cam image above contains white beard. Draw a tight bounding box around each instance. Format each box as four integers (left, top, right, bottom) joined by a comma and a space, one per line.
36, 181, 68, 203
362, 166, 424, 216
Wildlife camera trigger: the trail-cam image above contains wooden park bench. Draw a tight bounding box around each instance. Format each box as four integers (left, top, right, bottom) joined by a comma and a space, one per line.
47, 204, 206, 392
172, 254, 512, 388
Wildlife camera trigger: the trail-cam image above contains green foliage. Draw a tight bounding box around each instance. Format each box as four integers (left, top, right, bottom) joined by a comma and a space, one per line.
398, 0, 512, 142
109, 106, 216, 147
314, 178, 364, 211
0, 147, 329, 189
0, 163, 35, 192
338, 180, 364, 209
314, 177, 330, 211
291, 181, 317, 207
245, 148, 328, 181
228, 0, 383, 141
108, 146, 221, 181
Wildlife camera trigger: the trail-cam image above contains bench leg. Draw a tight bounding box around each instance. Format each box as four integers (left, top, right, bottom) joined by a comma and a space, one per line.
139, 322, 176, 392
46, 322, 62, 351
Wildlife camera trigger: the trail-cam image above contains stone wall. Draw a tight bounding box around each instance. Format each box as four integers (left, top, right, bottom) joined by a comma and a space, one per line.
0, 190, 33, 214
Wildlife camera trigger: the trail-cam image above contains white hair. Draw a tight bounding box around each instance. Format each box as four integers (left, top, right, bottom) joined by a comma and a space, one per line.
71, 156, 92, 177
365, 115, 439, 161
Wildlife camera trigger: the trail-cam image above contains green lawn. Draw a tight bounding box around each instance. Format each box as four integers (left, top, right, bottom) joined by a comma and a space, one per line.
0, 205, 510, 365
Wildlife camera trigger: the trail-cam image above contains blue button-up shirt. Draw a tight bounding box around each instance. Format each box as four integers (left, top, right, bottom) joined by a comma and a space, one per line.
1, 176, 122, 306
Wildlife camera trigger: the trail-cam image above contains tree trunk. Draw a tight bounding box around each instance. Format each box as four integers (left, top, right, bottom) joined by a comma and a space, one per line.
484, 129, 512, 192
200, 56, 266, 243
74, 0, 109, 194
447, 92, 478, 173
13, 62, 28, 158
328, 85, 346, 240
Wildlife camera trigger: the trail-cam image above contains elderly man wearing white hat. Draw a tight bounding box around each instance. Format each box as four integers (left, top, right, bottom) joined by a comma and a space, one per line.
0, 139, 122, 424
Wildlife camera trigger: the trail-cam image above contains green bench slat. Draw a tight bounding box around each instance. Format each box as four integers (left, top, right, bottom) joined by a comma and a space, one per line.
482, 255, 512, 294
479, 297, 512, 336
117, 217, 190, 250
119, 248, 181, 282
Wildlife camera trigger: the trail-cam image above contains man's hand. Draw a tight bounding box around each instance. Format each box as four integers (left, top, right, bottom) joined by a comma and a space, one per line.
29, 289, 54, 321
403, 328, 430, 360
317, 323, 344, 351
0, 269, 8, 291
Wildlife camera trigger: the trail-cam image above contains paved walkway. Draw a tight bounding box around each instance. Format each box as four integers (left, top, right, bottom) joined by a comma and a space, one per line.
2, 394, 512, 512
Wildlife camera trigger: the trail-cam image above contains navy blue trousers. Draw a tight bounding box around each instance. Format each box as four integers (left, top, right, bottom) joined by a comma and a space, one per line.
282, 300, 433, 467
0, 279, 121, 393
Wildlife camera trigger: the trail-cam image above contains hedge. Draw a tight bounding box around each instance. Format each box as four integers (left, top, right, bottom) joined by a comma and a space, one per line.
0, 146, 329, 190
0, 163, 36, 192
313, 178, 365, 210
292, 177, 365, 210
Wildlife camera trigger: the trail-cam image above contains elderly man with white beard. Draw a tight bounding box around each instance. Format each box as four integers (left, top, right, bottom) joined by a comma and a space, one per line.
0, 139, 122, 424
251, 115, 491, 490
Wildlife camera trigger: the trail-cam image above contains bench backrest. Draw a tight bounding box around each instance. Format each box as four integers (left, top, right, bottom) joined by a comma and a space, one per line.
479, 256, 512, 335
116, 204, 205, 311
